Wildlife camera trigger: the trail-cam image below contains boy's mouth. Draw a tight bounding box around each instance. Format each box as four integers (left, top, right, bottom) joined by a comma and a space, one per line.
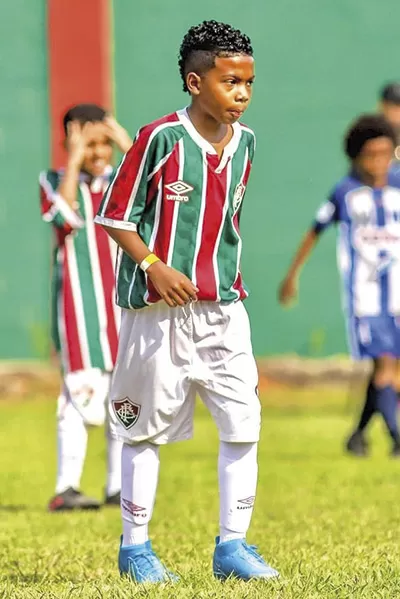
227, 109, 244, 119
91, 159, 106, 171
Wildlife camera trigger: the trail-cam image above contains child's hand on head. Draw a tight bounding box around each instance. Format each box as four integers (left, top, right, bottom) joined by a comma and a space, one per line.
102, 116, 132, 153
66, 120, 93, 166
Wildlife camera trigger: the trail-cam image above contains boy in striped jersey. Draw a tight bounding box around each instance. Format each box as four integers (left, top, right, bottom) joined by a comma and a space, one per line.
95, 21, 279, 583
40, 104, 132, 511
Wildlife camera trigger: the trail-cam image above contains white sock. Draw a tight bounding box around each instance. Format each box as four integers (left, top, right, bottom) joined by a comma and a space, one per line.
218, 441, 258, 543
121, 442, 160, 547
105, 422, 122, 497
56, 396, 88, 494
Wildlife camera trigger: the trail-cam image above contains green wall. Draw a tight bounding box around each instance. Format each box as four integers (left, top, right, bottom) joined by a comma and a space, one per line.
113, 0, 400, 356
0, 2, 50, 359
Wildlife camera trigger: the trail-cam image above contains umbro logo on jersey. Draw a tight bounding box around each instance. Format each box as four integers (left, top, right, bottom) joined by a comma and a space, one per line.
165, 180, 194, 202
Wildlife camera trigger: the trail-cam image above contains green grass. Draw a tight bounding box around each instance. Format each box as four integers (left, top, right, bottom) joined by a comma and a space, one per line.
1, 392, 400, 598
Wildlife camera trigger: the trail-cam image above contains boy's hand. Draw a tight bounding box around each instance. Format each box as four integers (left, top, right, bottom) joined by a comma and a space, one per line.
66, 121, 92, 167
147, 261, 199, 307
103, 116, 132, 153
278, 276, 298, 306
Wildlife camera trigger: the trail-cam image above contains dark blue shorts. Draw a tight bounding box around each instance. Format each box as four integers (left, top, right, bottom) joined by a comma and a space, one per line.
347, 316, 400, 360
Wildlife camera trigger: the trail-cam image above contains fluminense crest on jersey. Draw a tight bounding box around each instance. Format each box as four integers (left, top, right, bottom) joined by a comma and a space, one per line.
233, 182, 246, 213
112, 397, 141, 429
164, 180, 194, 202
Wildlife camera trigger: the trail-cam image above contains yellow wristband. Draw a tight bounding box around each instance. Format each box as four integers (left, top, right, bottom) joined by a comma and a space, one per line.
140, 253, 160, 272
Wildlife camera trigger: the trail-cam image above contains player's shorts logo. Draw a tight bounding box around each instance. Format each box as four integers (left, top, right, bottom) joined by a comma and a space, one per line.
112, 397, 141, 429
233, 182, 246, 213
165, 180, 194, 202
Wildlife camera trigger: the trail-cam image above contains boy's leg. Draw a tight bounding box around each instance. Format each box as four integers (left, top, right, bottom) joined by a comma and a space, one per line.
56, 388, 88, 493
218, 441, 258, 542
104, 373, 122, 503
48, 385, 100, 511
109, 306, 194, 582
356, 376, 376, 433
372, 355, 400, 453
105, 422, 123, 502
346, 372, 376, 456
121, 442, 160, 546
195, 301, 278, 580
347, 318, 399, 456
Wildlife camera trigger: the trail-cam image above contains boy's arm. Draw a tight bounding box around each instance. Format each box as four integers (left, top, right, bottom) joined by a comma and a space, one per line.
103, 227, 198, 307
95, 126, 198, 307
58, 121, 91, 209
103, 116, 132, 154
278, 229, 318, 305
278, 193, 339, 306
40, 169, 84, 233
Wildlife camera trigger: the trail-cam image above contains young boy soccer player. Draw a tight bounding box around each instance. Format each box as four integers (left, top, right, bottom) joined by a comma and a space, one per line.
40, 104, 132, 510
279, 115, 400, 457
95, 21, 279, 582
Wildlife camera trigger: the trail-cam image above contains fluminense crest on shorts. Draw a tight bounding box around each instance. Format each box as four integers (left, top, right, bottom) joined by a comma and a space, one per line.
112, 397, 141, 429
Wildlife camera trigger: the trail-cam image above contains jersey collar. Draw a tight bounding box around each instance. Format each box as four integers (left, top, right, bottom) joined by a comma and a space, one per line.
177, 108, 242, 171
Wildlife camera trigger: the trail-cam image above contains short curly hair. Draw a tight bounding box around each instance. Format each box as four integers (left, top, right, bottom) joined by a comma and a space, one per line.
344, 114, 396, 160
178, 20, 253, 93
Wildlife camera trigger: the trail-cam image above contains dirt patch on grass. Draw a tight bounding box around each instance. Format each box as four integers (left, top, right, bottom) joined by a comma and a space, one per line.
0, 357, 371, 400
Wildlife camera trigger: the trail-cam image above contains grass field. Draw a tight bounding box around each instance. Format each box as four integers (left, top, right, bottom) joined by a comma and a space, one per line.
1, 390, 400, 598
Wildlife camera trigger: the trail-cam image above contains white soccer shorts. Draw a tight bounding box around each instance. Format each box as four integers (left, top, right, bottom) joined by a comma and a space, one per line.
58, 368, 112, 426
108, 301, 261, 445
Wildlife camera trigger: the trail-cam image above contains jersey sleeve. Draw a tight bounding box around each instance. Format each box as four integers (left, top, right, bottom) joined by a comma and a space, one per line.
94, 125, 165, 231
39, 170, 84, 232
312, 189, 339, 234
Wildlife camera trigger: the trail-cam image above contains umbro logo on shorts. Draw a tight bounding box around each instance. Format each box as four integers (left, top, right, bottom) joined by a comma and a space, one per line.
165, 180, 194, 202
112, 396, 141, 429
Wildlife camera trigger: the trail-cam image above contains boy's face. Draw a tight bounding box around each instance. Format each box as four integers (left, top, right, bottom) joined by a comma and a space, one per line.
81, 122, 113, 177
355, 137, 394, 180
190, 54, 255, 124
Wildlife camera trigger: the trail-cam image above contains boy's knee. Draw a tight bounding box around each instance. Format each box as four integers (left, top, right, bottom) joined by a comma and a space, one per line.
373, 357, 397, 388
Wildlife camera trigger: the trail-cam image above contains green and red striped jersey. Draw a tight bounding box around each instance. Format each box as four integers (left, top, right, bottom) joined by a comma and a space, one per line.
40, 168, 120, 374
95, 109, 256, 309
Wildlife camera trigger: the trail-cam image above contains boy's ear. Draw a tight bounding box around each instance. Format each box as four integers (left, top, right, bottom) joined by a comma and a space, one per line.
186, 72, 202, 96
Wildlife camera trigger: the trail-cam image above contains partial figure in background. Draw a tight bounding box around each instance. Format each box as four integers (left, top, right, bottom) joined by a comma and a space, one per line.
279, 115, 400, 457
379, 82, 400, 162
39, 104, 132, 510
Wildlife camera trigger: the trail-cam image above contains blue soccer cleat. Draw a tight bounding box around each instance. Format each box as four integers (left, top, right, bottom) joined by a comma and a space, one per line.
213, 537, 279, 581
118, 537, 178, 584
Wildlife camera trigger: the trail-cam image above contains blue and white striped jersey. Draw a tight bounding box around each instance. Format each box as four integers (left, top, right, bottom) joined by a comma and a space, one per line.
313, 169, 400, 318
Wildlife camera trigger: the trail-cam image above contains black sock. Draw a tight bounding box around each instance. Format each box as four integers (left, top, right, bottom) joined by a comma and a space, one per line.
375, 385, 399, 442
357, 380, 376, 433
